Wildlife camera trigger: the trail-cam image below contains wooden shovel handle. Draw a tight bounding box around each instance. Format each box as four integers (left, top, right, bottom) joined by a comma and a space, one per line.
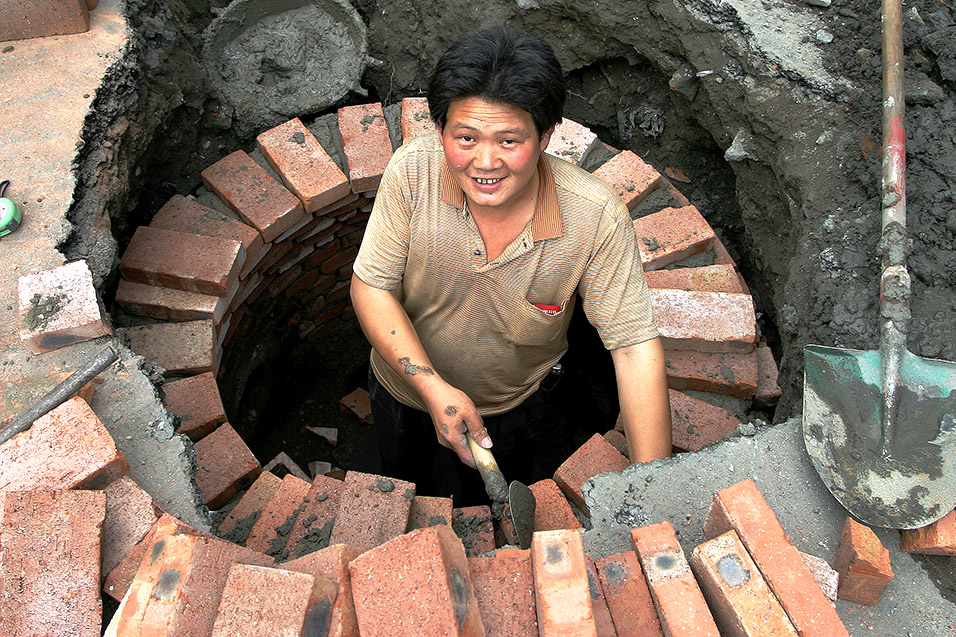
466, 432, 509, 503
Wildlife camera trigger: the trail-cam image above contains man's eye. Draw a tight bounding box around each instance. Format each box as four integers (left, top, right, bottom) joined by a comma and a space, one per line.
459, 135, 474, 143
502, 139, 517, 145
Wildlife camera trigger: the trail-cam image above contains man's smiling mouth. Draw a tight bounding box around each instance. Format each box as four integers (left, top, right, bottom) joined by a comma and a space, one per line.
474, 177, 504, 184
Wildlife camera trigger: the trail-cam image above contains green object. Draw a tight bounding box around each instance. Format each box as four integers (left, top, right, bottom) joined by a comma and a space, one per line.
0, 180, 22, 238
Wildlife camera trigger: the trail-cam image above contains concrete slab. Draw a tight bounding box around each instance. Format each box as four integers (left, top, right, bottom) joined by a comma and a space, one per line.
582, 419, 956, 635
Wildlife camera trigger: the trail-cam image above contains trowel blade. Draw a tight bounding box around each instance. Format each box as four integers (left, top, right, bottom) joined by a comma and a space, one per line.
509, 480, 536, 550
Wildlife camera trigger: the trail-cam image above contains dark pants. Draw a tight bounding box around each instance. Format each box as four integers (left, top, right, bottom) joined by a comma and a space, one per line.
369, 369, 544, 506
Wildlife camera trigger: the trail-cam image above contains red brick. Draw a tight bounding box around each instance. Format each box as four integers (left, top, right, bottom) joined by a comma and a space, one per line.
703, 479, 849, 636
603, 429, 630, 459
329, 471, 415, 552
162, 371, 226, 441
151, 194, 266, 279
712, 233, 737, 266
901, 508, 956, 555
407, 494, 454, 531
553, 433, 629, 514
0, 396, 128, 492
801, 553, 839, 604
338, 103, 394, 193
349, 524, 483, 636
201, 150, 306, 242
339, 387, 373, 423
645, 263, 744, 294
835, 517, 894, 605
754, 343, 784, 408
320, 245, 359, 275
258, 241, 295, 275
593, 150, 662, 209
584, 555, 616, 637
669, 389, 742, 452
545, 118, 599, 166
650, 289, 758, 353
0, 490, 105, 636
595, 551, 663, 637
633, 206, 715, 271
17, 260, 111, 354
218, 470, 282, 543
0, 0, 90, 42
631, 521, 720, 636
282, 543, 363, 637
664, 349, 759, 399
122, 319, 216, 375
120, 225, 244, 296
103, 476, 161, 576
401, 96, 437, 141
469, 548, 537, 636
531, 528, 597, 636
211, 564, 323, 636
529, 478, 582, 532
105, 531, 273, 636
103, 512, 210, 602
193, 422, 262, 510
689, 530, 797, 636
116, 278, 232, 323
245, 473, 312, 558
257, 118, 352, 214
453, 505, 497, 557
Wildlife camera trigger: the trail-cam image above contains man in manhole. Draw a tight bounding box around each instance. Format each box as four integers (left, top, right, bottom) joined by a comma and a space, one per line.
351, 26, 671, 503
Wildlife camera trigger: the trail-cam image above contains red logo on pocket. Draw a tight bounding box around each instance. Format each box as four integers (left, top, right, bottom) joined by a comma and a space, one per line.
534, 304, 562, 316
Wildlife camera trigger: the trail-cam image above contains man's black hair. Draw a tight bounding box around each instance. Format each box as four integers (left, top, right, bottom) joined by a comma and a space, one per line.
427, 26, 566, 137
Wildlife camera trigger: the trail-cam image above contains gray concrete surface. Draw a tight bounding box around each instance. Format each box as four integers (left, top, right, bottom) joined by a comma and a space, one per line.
583, 419, 956, 635
0, 0, 210, 533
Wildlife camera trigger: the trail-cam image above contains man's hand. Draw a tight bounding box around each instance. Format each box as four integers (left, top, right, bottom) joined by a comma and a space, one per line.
422, 382, 491, 469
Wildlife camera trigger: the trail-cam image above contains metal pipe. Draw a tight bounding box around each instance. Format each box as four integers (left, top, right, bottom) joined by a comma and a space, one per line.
0, 346, 119, 445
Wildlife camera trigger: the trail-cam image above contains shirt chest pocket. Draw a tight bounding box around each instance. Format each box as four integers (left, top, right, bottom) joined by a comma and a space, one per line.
496, 297, 573, 347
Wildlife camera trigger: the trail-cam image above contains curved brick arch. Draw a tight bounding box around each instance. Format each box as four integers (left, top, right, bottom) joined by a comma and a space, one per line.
103, 99, 783, 633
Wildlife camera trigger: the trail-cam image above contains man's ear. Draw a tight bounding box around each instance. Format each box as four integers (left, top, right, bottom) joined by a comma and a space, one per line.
539, 125, 555, 151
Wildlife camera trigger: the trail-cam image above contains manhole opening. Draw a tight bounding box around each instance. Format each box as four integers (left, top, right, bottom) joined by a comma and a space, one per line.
106, 15, 779, 505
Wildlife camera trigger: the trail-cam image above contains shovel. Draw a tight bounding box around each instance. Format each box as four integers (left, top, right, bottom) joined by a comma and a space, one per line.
803, 0, 956, 529
466, 432, 536, 549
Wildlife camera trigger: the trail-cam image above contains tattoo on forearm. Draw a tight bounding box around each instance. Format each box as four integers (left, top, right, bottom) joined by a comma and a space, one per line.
442, 424, 449, 435
398, 357, 434, 376
444, 406, 457, 417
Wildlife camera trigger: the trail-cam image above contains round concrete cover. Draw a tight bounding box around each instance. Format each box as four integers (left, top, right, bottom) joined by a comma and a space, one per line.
203, 0, 368, 138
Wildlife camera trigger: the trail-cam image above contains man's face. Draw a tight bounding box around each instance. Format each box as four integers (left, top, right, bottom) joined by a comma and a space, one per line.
440, 97, 552, 214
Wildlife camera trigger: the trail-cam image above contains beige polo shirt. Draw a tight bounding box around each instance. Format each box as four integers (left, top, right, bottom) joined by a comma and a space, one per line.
352, 133, 657, 415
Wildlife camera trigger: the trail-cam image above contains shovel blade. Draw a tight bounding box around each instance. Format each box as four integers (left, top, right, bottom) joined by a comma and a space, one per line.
803, 344, 956, 529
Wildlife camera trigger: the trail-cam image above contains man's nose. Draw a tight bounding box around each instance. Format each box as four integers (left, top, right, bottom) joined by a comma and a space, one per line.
474, 143, 499, 170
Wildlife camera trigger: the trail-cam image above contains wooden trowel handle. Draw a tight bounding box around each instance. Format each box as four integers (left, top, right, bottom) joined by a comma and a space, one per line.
466, 432, 509, 503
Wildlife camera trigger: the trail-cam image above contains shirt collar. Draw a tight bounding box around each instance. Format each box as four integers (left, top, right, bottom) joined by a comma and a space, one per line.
440, 153, 563, 242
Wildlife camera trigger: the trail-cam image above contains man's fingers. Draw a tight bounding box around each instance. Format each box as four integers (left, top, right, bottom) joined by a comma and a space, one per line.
464, 415, 492, 449
452, 432, 477, 469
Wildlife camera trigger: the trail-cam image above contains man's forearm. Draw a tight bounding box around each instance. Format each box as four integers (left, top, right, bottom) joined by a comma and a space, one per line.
350, 273, 492, 465
350, 273, 439, 395
611, 337, 672, 463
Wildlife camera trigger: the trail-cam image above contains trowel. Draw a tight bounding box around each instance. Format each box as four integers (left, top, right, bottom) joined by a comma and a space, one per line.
466, 432, 536, 549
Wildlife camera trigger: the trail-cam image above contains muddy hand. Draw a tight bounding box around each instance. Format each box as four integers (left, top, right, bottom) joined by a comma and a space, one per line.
426, 383, 491, 469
